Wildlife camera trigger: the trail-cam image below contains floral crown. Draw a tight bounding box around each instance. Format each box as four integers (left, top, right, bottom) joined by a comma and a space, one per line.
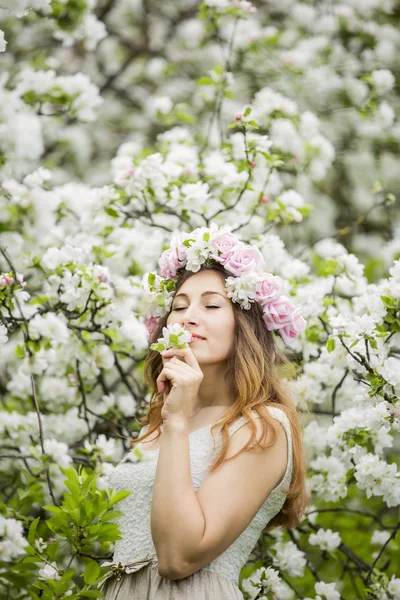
142, 223, 306, 346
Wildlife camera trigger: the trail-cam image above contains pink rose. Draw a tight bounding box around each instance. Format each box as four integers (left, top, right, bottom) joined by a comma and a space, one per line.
262, 295, 297, 330
209, 232, 244, 264
158, 234, 188, 278
222, 244, 266, 276
256, 274, 284, 306
279, 309, 307, 345
158, 248, 181, 278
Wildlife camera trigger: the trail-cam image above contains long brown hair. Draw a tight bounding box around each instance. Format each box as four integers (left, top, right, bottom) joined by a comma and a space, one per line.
132, 263, 310, 530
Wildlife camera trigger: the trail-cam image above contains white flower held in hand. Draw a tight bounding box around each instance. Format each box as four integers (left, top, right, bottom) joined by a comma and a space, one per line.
150, 323, 192, 352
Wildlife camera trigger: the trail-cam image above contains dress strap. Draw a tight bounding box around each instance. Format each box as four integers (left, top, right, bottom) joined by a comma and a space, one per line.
228, 413, 263, 437
266, 405, 293, 489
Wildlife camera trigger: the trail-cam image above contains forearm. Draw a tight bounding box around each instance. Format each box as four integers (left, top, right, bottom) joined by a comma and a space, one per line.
151, 419, 205, 573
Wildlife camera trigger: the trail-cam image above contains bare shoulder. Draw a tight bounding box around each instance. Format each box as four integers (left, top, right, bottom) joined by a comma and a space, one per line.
225, 405, 288, 465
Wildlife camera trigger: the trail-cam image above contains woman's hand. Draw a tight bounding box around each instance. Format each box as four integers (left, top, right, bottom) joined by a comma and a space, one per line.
156, 347, 203, 427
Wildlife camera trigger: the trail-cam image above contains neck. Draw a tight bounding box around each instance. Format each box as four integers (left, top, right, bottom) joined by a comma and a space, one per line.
191, 362, 234, 412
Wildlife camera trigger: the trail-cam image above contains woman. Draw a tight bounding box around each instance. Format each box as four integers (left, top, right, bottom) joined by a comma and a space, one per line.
100, 226, 309, 599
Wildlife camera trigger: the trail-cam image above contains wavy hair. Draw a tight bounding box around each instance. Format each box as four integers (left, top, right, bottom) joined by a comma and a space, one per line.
131, 263, 310, 531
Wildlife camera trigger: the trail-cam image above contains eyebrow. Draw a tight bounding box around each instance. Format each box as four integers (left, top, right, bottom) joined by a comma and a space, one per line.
173, 291, 227, 301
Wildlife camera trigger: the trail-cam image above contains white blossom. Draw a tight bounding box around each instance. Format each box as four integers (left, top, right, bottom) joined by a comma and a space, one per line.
120, 317, 149, 351
241, 566, 284, 600
314, 581, 340, 600
23, 167, 52, 188
116, 394, 137, 417
38, 561, 61, 581
271, 540, 307, 577
309, 528, 341, 552
34, 537, 47, 552
0, 324, 8, 344
84, 434, 118, 459
354, 454, 400, 507
0, 30, 6, 52
371, 530, 391, 546
388, 576, 400, 598
0, 516, 29, 561
371, 69, 395, 94
43, 439, 72, 468
377, 357, 400, 387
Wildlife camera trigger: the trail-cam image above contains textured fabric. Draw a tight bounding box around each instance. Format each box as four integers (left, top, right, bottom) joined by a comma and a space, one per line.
99, 406, 293, 599
101, 562, 244, 600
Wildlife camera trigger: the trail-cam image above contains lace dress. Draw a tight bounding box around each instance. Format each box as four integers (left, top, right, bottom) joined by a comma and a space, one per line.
99, 406, 293, 599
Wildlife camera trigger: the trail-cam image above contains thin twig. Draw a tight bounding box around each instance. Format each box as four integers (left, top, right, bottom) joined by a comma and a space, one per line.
365, 522, 400, 585
30, 375, 58, 506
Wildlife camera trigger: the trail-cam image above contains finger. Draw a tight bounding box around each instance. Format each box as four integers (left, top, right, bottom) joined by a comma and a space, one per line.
161, 366, 183, 387
157, 369, 172, 388
168, 356, 194, 371
161, 353, 185, 366
157, 362, 186, 386
161, 348, 202, 372
163, 360, 190, 375
162, 364, 187, 378
157, 369, 174, 393
161, 357, 186, 370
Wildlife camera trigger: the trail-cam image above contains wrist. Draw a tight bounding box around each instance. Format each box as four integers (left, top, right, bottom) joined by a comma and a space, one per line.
162, 415, 189, 433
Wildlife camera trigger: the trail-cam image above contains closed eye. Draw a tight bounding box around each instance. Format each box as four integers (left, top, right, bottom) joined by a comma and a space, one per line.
173, 306, 220, 311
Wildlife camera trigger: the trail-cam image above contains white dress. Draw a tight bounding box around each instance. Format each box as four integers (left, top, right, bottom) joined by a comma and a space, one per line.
99, 406, 293, 599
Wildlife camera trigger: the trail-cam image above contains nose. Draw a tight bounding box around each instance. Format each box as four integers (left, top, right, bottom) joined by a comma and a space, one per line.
179, 305, 200, 326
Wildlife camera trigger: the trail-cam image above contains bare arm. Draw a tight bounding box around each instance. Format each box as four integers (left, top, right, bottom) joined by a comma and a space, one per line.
151, 418, 206, 579
151, 414, 288, 580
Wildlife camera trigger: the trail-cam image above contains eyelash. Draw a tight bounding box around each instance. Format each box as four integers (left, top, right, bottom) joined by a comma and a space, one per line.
173, 306, 220, 311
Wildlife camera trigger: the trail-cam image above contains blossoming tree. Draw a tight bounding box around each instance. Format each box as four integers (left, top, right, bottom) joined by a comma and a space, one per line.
0, 1, 399, 599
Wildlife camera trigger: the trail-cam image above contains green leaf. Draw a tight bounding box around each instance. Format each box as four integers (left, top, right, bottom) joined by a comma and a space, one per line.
43, 506, 62, 514
381, 295, 396, 309
244, 107, 252, 117
83, 560, 101, 585
195, 77, 214, 85
101, 510, 122, 522
108, 490, 132, 507
105, 207, 120, 218
16, 345, 26, 358
28, 517, 40, 545
327, 338, 335, 353
176, 111, 195, 124
58, 569, 76, 586
150, 343, 164, 352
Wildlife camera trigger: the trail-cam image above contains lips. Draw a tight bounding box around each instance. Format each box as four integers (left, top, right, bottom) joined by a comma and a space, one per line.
189, 334, 206, 342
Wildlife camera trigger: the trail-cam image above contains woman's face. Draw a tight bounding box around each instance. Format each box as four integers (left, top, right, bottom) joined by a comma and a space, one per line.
166, 270, 235, 366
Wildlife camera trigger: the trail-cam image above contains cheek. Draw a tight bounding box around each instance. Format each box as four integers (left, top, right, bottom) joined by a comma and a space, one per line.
212, 314, 235, 342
